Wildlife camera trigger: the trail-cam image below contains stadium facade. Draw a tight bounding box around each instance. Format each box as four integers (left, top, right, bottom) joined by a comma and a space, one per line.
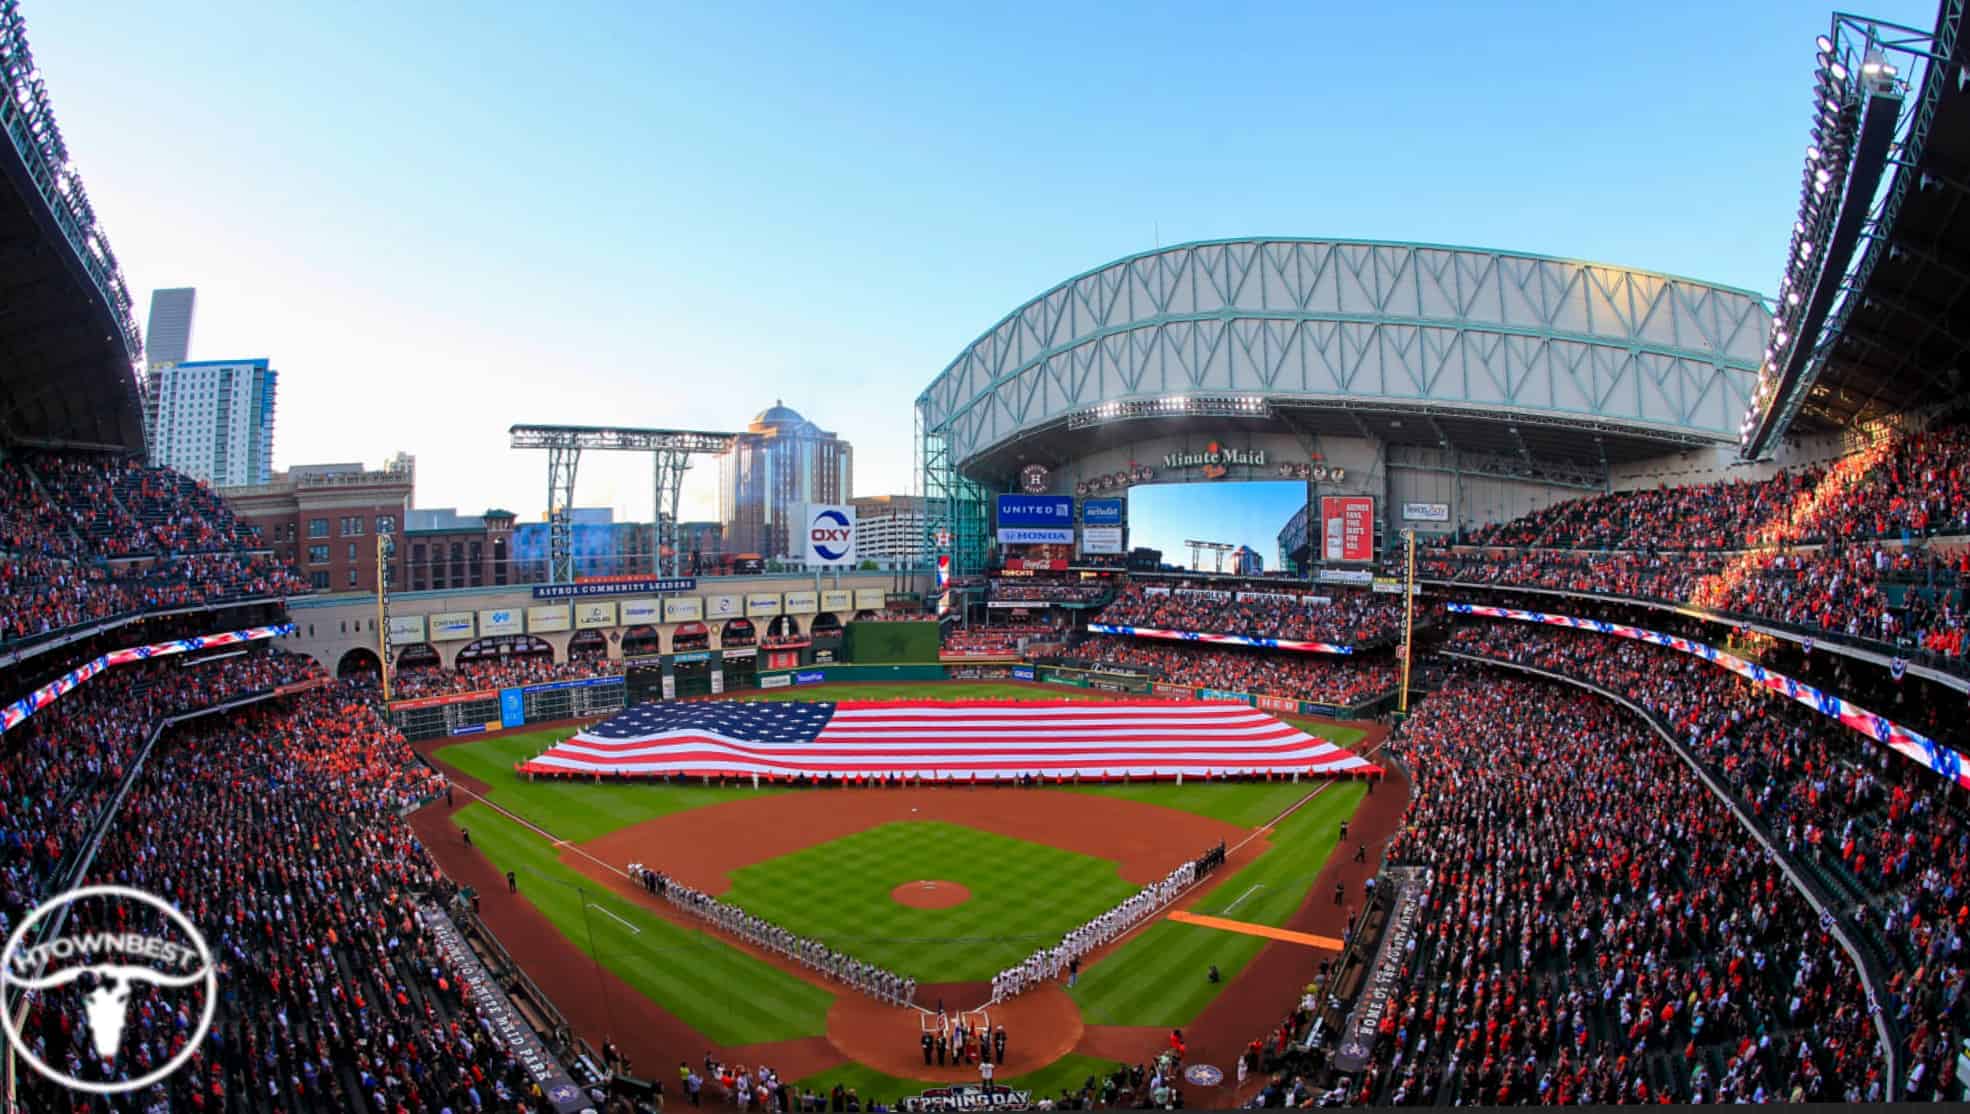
918, 238, 1773, 574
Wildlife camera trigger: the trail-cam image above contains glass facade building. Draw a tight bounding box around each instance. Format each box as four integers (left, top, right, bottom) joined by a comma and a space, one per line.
718, 402, 853, 559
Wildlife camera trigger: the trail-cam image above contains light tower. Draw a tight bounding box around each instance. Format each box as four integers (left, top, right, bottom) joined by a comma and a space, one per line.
509, 425, 738, 582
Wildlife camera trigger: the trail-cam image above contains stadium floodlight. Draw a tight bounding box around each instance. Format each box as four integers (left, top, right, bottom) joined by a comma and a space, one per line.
1816, 34, 1834, 53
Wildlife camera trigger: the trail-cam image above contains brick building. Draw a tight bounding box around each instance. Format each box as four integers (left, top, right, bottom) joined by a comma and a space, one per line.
223, 455, 415, 593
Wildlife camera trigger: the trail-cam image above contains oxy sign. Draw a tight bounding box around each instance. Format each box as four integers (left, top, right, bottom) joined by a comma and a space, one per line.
803, 504, 856, 567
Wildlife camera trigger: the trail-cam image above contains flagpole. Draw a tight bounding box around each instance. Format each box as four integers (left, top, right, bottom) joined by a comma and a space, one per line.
1398, 528, 1416, 718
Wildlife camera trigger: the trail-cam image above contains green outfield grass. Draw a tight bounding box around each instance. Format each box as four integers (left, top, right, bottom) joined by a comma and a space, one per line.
435, 728, 775, 843
721, 820, 1140, 981
453, 802, 833, 1046
1067, 780, 1366, 1027
791, 1054, 1124, 1108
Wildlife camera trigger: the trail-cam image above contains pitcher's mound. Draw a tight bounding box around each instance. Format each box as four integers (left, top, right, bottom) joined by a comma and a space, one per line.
892, 880, 971, 909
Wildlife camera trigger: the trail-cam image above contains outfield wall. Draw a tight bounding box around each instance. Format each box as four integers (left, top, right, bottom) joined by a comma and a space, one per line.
843, 621, 940, 663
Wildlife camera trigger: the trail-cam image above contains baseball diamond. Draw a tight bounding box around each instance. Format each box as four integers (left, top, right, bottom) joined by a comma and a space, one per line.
414, 680, 1390, 1102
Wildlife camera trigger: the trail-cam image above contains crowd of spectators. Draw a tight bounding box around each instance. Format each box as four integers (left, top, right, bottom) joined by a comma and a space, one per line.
1412, 421, 1970, 670
1445, 619, 1965, 1100
1412, 545, 1967, 668
1062, 637, 1397, 707
0, 647, 326, 940
1354, 670, 1887, 1104
389, 654, 626, 700
0, 453, 309, 649
10, 684, 567, 1111
1467, 422, 1970, 551
1096, 585, 1402, 646
990, 579, 1110, 604
942, 625, 1054, 656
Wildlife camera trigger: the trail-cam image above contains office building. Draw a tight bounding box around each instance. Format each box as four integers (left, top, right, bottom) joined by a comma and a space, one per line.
225, 455, 415, 593
718, 401, 853, 558
150, 358, 279, 487
851, 494, 925, 569
145, 288, 196, 365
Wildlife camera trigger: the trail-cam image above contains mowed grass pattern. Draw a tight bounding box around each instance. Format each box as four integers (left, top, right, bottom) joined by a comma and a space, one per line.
454, 802, 833, 1045
436, 728, 773, 843
721, 821, 1141, 982
1068, 780, 1366, 1027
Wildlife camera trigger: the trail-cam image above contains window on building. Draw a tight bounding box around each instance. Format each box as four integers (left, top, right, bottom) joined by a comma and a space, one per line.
309, 572, 329, 590
308, 518, 329, 539
341, 516, 364, 536
347, 568, 359, 588
377, 515, 396, 535
308, 545, 329, 565
347, 542, 358, 562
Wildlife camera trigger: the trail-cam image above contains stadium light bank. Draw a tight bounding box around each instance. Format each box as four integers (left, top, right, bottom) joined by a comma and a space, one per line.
1065, 394, 1273, 430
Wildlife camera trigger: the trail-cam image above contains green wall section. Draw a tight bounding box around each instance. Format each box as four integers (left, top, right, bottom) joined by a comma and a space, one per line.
843, 620, 941, 663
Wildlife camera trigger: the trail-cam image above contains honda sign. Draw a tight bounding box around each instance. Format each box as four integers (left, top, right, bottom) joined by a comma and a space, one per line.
802, 504, 857, 567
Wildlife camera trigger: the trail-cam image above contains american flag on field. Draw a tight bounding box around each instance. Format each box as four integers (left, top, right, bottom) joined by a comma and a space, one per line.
517, 700, 1376, 781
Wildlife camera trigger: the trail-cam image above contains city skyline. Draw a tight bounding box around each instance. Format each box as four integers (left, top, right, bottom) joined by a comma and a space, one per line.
23, 0, 1938, 520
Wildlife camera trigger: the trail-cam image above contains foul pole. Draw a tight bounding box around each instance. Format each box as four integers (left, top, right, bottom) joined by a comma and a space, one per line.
1398, 528, 1417, 715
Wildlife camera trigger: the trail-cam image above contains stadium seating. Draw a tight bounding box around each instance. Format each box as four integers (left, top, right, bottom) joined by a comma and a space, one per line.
1094, 584, 1403, 646
1445, 621, 1963, 1101
1409, 422, 1970, 673
1062, 637, 1396, 707
1354, 670, 1887, 1104
0, 453, 308, 649
388, 655, 626, 699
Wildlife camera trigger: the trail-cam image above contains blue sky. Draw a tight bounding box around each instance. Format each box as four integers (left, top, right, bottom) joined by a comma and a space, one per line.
22, 0, 1939, 520
1128, 481, 1308, 569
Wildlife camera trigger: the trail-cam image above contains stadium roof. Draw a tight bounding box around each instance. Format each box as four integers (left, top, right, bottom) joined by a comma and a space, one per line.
920, 238, 1771, 480
0, 0, 147, 453
1743, 0, 1969, 448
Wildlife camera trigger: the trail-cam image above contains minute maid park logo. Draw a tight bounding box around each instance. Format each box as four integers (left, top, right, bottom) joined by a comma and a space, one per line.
0, 884, 216, 1095
1163, 441, 1265, 479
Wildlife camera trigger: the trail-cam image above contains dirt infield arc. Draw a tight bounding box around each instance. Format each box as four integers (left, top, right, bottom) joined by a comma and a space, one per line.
414, 717, 1400, 1103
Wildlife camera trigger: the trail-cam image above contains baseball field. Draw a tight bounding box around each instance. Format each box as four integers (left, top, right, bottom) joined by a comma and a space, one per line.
414, 681, 1395, 1107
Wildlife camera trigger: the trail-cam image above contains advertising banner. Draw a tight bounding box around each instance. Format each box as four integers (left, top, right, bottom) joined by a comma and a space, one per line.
661, 674, 676, 700
795, 670, 826, 686
1198, 688, 1255, 705
573, 601, 616, 629
1080, 526, 1124, 554
500, 688, 526, 729
428, 611, 476, 641
1081, 498, 1125, 525
800, 504, 857, 567
659, 596, 701, 623
527, 605, 572, 633
710, 669, 724, 695
531, 577, 694, 600
996, 494, 1074, 527
1256, 694, 1299, 714
386, 615, 427, 644
1317, 567, 1375, 586
721, 646, 757, 660
783, 590, 818, 614
478, 608, 524, 637
998, 527, 1075, 545
821, 589, 852, 613
1320, 496, 1376, 563
1152, 682, 1195, 700
745, 592, 782, 617
1371, 577, 1418, 596
1085, 623, 1353, 655
621, 598, 662, 624
672, 651, 712, 664
1401, 501, 1451, 523
760, 673, 793, 689
703, 593, 744, 619
1011, 665, 1036, 681
853, 588, 887, 610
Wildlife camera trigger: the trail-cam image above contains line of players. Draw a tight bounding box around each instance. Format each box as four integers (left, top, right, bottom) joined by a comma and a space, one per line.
990, 849, 1217, 1003
631, 862, 919, 1006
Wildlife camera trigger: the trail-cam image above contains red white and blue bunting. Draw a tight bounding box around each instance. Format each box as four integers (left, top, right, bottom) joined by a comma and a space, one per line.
1447, 603, 1969, 791
1, 623, 296, 734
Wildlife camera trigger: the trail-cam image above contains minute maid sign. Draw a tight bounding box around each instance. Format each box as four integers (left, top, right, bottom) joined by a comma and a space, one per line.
1164, 441, 1264, 478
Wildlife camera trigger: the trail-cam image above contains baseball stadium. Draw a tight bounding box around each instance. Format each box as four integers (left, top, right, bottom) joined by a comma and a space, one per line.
3, 0, 1969, 1111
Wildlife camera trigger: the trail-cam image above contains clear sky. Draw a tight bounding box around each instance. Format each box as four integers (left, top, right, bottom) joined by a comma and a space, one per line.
1128, 481, 1308, 570
22, 0, 1939, 522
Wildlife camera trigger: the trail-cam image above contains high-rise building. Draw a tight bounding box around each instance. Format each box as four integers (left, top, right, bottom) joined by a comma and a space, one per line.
718, 402, 853, 558
145, 288, 196, 364
851, 494, 926, 569
149, 358, 279, 487
1234, 544, 1265, 576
